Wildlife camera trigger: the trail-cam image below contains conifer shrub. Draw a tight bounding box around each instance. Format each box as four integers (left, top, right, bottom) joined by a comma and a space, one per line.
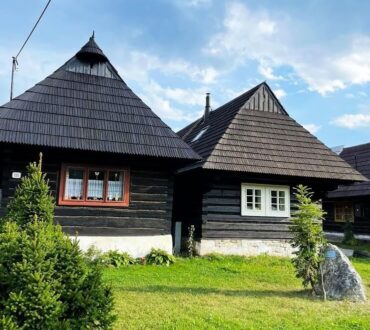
0, 157, 116, 329
4, 158, 54, 227
289, 185, 327, 292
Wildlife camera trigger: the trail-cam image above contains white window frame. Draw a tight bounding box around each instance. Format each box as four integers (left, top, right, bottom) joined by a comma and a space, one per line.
241, 183, 290, 217
240, 184, 266, 216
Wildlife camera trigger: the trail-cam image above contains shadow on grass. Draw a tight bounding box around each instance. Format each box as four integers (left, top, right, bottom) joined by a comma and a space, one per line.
124, 285, 311, 299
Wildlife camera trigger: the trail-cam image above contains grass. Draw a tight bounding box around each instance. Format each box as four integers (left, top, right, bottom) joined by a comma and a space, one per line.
103, 255, 370, 330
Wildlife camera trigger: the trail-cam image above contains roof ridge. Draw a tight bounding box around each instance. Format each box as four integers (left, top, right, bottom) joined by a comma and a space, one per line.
177, 83, 262, 139
205, 83, 272, 162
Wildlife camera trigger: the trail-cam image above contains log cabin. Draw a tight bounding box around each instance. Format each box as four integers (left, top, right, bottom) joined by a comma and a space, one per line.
174, 83, 366, 256
323, 143, 370, 236
0, 35, 200, 257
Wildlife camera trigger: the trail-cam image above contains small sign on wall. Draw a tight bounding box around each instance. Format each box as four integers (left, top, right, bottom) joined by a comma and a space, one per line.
11, 172, 22, 179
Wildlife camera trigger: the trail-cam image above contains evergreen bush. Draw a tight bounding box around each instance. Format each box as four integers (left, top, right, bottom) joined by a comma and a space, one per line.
0, 158, 116, 329
289, 185, 327, 292
4, 157, 54, 227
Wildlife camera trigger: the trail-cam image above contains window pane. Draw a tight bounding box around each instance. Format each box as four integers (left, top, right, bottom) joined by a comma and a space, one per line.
279, 191, 285, 198
271, 190, 277, 197
279, 205, 285, 211
247, 189, 253, 196
255, 189, 261, 197
255, 203, 262, 210
65, 168, 84, 200
87, 170, 104, 200
107, 171, 124, 201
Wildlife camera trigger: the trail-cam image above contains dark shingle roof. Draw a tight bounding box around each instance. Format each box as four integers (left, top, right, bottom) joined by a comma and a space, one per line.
0, 36, 199, 161
327, 143, 370, 197
178, 82, 365, 181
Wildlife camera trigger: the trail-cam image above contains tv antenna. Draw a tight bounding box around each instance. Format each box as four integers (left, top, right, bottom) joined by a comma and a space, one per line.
10, 0, 52, 100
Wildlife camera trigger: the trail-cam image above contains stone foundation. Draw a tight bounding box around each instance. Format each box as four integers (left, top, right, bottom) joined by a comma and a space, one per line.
76, 235, 173, 258
195, 239, 294, 257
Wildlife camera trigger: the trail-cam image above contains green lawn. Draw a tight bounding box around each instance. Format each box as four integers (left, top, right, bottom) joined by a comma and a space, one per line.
103, 255, 370, 330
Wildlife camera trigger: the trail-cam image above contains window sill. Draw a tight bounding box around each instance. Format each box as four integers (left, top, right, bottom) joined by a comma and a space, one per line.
58, 200, 129, 207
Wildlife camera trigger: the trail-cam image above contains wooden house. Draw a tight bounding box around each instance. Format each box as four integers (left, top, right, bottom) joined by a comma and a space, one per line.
0, 36, 200, 257
174, 83, 365, 256
323, 143, 370, 236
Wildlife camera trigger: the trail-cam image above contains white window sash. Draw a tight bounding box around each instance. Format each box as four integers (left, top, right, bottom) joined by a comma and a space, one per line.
241, 184, 266, 216
266, 187, 290, 217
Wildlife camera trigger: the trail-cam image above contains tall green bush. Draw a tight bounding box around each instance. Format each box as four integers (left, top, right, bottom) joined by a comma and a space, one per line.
289, 185, 327, 292
0, 158, 116, 329
342, 220, 358, 246
4, 156, 54, 227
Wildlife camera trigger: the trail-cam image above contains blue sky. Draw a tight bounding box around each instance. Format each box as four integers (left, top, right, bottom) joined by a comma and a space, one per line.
1, 0, 370, 148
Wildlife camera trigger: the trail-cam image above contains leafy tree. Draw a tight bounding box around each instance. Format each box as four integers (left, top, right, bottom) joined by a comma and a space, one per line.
289, 185, 327, 292
0, 157, 116, 329
4, 154, 54, 227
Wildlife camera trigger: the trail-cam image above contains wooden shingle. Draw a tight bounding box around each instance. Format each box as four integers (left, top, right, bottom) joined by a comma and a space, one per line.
178, 83, 365, 181
0, 37, 200, 161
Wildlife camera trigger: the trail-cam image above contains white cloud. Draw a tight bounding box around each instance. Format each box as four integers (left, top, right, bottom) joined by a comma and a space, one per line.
258, 62, 283, 80
273, 88, 287, 99
112, 50, 220, 122
303, 123, 321, 134
115, 50, 220, 85
331, 114, 370, 129
205, 2, 370, 95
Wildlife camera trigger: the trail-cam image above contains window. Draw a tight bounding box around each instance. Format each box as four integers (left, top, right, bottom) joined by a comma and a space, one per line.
241, 184, 290, 217
191, 126, 209, 142
59, 164, 130, 207
334, 202, 354, 222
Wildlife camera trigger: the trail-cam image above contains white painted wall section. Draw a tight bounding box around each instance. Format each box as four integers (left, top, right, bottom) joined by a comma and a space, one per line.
196, 239, 294, 257
76, 235, 173, 258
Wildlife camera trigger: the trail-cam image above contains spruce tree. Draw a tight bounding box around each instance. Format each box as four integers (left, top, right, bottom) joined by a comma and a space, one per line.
5, 153, 54, 227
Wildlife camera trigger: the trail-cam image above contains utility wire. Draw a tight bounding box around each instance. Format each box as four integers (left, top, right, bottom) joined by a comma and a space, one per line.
10, 0, 52, 100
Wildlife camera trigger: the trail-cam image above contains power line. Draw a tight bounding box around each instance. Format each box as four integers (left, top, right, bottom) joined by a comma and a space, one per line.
10, 0, 52, 100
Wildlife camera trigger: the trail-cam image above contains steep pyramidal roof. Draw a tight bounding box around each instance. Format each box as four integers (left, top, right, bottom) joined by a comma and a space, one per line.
0, 36, 199, 160
178, 83, 365, 181
328, 143, 370, 197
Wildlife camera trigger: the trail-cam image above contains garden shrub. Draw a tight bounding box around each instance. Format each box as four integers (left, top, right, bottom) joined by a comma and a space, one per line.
342, 220, 358, 246
145, 248, 176, 266
97, 250, 136, 267
0, 158, 116, 329
289, 185, 327, 293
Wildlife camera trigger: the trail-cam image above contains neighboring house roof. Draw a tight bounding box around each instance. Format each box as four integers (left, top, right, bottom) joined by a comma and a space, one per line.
0, 36, 200, 161
327, 143, 370, 198
178, 82, 365, 181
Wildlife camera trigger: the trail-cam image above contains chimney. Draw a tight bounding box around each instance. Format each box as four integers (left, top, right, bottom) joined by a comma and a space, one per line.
204, 92, 210, 121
